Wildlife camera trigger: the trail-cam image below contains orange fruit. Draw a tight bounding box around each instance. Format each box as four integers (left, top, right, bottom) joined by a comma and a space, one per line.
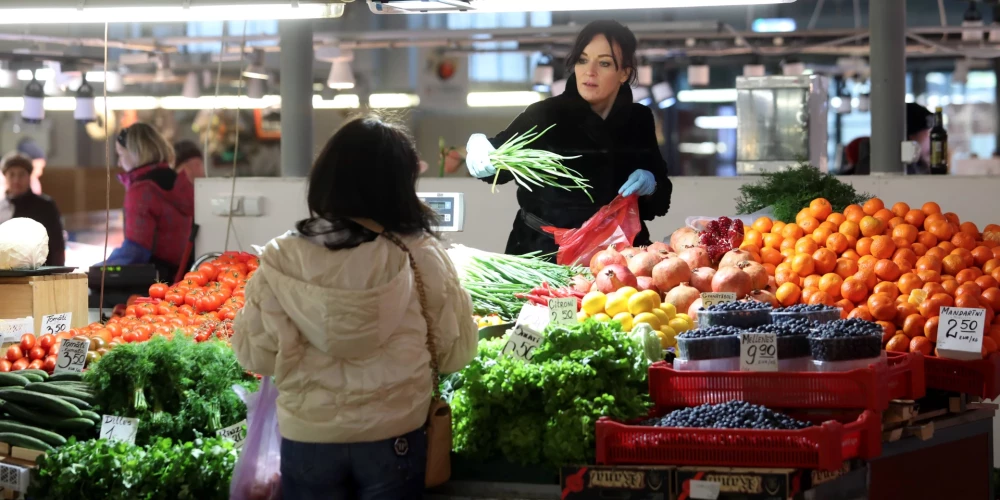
891, 224, 918, 244
858, 255, 878, 273
795, 237, 818, 255
775, 282, 801, 307
993, 267, 1000, 284
910, 336, 933, 355
922, 201, 942, 215
803, 274, 822, 291
812, 225, 834, 245
897, 273, 924, 295
839, 220, 861, 239
919, 293, 953, 317
808, 290, 835, 306
990, 324, 1000, 345
984, 337, 998, 357
916, 255, 943, 274
926, 246, 947, 261
956, 283, 984, 299
835, 299, 855, 318
904, 209, 926, 228
874, 280, 900, 300
874, 259, 902, 282
870, 235, 896, 260
951, 247, 974, 268
781, 223, 804, 241
956, 268, 980, 285
972, 247, 994, 267
761, 247, 783, 266
911, 243, 929, 257
895, 302, 919, 325
977, 275, 1000, 291
863, 197, 885, 216
849, 305, 874, 321
795, 208, 811, 224
781, 247, 796, 261
860, 216, 885, 238
888, 217, 906, 231
775, 266, 800, 287
780, 238, 797, 252
944, 212, 961, 226
917, 231, 938, 248
873, 209, 895, 225
752, 216, 774, 234
886, 333, 910, 352
763, 232, 783, 249
902, 314, 927, 339
844, 204, 865, 223
942, 254, 967, 276
842, 248, 861, 261
877, 321, 897, 344
984, 259, 1000, 275
855, 268, 878, 290
925, 213, 946, 226
801, 286, 821, 304
841, 277, 869, 303
893, 248, 918, 266
826, 212, 846, 226
744, 229, 764, 248
923, 282, 946, 297
835, 257, 860, 279
799, 216, 820, 235
928, 220, 954, 241
868, 292, 897, 321
938, 241, 957, 254
819, 273, 844, 299
812, 248, 837, 274
809, 198, 833, 220
960, 221, 980, 236
771, 220, 787, 235
942, 279, 960, 295
856, 237, 873, 256
791, 253, 815, 277
925, 316, 940, 342
951, 231, 976, 251
955, 294, 981, 309
891, 202, 910, 218
825, 232, 849, 254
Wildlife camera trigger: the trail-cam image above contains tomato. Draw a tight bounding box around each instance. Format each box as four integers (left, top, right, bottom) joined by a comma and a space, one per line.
37, 334, 56, 351
0, 360, 11, 372
89, 337, 107, 351
19, 334, 35, 351
149, 282, 169, 299
26, 359, 42, 370
177, 305, 196, 317
198, 263, 220, 281
184, 271, 209, 287
11, 358, 29, 371
122, 331, 139, 343
42, 356, 56, 373
219, 270, 246, 290
28, 346, 45, 361
125, 305, 138, 317
92, 329, 113, 344
85, 351, 100, 368
6, 346, 22, 363
156, 303, 176, 316
220, 308, 236, 321
48, 343, 59, 357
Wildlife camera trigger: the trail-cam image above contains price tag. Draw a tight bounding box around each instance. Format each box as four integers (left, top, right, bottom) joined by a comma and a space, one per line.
515, 303, 550, 334
0, 462, 29, 493
500, 325, 543, 362
936, 306, 987, 360
688, 479, 721, 500
217, 420, 248, 448
548, 297, 578, 325
740, 332, 778, 372
0, 317, 33, 344
40, 313, 72, 335
701, 292, 736, 308
100, 415, 139, 445
54, 338, 90, 374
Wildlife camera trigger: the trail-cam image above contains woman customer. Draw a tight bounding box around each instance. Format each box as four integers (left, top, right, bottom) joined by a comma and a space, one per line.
1, 154, 64, 265
464, 20, 672, 257
102, 123, 194, 280
232, 116, 478, 499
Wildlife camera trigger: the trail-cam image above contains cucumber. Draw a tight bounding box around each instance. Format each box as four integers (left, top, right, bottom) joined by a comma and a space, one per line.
0, 374, 29, 387
0, 432, 54, 452
0, 420, 66, 446
46, 382, 95, 393
1, 402, 93, 431
19, 373, 44, 384
47, 372, 83, 382
80, 410, 101, 424
54, 395, 92, 410
18, 370, 49, 380
24, 383, 96, 404
0, 389, 82, 418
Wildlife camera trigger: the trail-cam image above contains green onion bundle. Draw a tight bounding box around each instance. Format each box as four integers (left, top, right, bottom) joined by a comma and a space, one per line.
448, 245, 584, 320
490, 124, 593, 201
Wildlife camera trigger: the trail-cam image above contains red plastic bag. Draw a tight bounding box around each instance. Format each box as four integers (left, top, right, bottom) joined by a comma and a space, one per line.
542, 195, 641, 266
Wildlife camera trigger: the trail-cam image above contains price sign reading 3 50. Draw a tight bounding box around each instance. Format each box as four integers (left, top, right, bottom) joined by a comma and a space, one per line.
41, 313, 72, 335
54, 338, 90, 374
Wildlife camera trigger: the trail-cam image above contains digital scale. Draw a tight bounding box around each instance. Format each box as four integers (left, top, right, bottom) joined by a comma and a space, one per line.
418, 192, 464, 232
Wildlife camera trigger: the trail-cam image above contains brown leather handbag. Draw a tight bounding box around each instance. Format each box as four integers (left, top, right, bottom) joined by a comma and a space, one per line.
351, 218, 452, 488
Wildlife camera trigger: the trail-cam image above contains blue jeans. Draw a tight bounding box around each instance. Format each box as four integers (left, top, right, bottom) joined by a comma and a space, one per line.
280, 428, 427, 500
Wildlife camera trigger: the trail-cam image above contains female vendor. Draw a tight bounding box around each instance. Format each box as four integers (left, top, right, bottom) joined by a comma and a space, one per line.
465, 20, 672, 256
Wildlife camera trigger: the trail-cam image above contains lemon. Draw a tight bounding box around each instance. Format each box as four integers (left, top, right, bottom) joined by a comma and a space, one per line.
668, 317, 691, 333
582, 291, 608, 316
642, 289, 662, 308
675, 313, 692, 323
661, 325, 677, 339
613, 312, 634, 332
659, 302, 677, 320
655, 330, 670, 349
652, 308, 671, 326
633, 312, 661, 331
627, 292, 657, 316
593, 313, 611, 322
577, 311, 590, 322
605, 293, 630, 317
617, 286, 639, 300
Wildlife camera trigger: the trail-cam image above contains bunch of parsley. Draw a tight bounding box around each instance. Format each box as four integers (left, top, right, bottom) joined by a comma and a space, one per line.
449, 320, 650, 466
84, 335, 258, 445
734, 163, 871, 223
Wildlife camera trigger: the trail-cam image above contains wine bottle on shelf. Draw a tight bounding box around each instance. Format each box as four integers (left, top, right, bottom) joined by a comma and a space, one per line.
929, 106, 948, 175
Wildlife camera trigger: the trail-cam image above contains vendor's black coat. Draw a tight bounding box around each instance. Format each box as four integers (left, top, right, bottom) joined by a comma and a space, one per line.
485, 73, 672, 258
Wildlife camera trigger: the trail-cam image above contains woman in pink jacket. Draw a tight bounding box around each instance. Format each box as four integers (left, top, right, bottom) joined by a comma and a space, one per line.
232, 116, 478, 499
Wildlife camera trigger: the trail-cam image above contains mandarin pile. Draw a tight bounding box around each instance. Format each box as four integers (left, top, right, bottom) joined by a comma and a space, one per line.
742, 198, 1000, 359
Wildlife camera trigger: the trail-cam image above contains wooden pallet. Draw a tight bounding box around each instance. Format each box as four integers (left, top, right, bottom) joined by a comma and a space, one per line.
882, 396, 1000, 443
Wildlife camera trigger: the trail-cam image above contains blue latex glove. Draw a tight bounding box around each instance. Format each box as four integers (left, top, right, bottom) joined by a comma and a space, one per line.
101, 239, 152, 266
619, 169, 657, 197
465, 133, 497, 178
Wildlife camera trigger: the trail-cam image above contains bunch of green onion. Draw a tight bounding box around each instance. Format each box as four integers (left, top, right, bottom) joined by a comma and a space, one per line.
448, 245, 584, 320
489, 124, 593, 201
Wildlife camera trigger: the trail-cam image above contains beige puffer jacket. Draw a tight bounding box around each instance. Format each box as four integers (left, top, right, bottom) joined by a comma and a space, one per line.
232, 230, 478, 444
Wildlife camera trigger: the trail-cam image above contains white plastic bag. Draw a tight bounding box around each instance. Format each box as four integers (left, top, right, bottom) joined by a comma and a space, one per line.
685, 206, 776, 232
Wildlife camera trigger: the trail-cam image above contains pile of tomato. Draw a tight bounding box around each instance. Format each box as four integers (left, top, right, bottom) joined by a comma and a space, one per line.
2, 333, 63, 373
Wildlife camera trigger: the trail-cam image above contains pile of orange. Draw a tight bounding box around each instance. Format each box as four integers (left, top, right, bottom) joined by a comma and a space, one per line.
741, 197, 1000, 359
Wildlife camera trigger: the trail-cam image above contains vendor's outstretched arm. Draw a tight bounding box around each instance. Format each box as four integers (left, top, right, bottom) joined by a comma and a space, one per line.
635, 107, 672, 219
473, 105, 544, 185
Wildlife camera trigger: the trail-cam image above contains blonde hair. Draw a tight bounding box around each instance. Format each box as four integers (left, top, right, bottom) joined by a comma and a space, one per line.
122, 123, 174, 168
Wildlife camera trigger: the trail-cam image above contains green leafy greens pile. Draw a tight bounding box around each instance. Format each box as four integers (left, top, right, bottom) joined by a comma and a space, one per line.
735, 164, 871, 223
84, 335, 257, 445
447, 320, 650, 466
30, 436, 239, 500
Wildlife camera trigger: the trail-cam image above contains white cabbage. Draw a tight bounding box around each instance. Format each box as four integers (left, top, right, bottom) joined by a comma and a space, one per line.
0, 217, 49, 270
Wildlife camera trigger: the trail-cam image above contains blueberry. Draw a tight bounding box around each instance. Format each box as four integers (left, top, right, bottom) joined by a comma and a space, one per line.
650, 401, 811, 430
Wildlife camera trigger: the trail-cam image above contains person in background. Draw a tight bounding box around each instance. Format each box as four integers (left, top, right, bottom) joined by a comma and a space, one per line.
840, 137, 869, 175
16, 138, 44, 195
101, 124, 194, 280
1, 154, 64, 265
232, 116, 477, 499
173, 140, 205, 179
905, 102, 934, 175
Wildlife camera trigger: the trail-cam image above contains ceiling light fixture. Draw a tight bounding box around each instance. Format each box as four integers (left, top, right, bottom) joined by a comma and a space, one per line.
369, 93, 420, 108
242, 50, 269, 80
676, 88, 737, 103
368, 0, 793, 14
694, 115, 738, 129
183, 72, 201, 99
246, 79, 266, 100
0, 3, 344, 24
74, 77, 95, 122
327, 60, 355, 90
467, 91, 542, 107
652, 81, 675, 108
105, 71, 125, 93
688, 58, 709, 86
21, 78, 44, 123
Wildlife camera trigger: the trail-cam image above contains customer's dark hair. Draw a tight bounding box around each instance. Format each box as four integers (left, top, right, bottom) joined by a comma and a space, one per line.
565, 20, 639, 87
297, 115, 436, 249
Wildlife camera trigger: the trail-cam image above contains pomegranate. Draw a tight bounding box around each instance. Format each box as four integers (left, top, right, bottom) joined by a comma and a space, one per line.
620, 247, 643, 260
636, 276, 660, 294
749, 289, 779, 307
689, 267, 716, 293
712, 266, 752, 298
718, 248, 754, 269
665, 284, 700, 315
651, 256, 692, 292
648, 241, 672, 255
688, 297, 703, 322
628, 251, 663, 278
570, 275, 593, 294
678, 247, 710, 271
590, 246, 627, 275
590, 282, 599, 292
739, 261, 768, 290
670, 227, 699, 251
596, 265, 638, 294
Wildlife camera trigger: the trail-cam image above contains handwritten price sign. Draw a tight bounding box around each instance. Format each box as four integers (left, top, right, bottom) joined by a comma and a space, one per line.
100, 415, 139, 445
500, 325, 543, 362
54, 338, 89, 374
701, 292, 736, 308
937, 306, 987, 360
740, 332, 778, 372
217, 420, 248, 448
41, 313, 72, 335
547, 298, 578, 326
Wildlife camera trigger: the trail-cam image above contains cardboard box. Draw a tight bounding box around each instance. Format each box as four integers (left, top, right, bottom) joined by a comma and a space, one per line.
561, 465, 674, 500
0, 273, 88, 335
674, 461, 859, 500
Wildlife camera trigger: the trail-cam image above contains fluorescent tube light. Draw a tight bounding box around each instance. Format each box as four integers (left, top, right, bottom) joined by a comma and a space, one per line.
159, 95, 280, 110
17, 69, 55, 81
0, 94, 372, 112
694, 115, 738, 129
467, 91, 542, 107
0, 3, 344, 24
370, 0, 793, 14
369, 93, 420, 108
677, 88, 737, 103
313, 94, 361, 109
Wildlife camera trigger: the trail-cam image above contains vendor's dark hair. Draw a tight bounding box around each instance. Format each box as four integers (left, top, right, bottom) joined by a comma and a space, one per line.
565, 20, 639, 87
297, 115, 437, 250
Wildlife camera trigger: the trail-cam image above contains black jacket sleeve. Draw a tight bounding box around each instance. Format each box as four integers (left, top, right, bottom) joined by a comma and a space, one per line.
483, 102, 547, 186
42, 200, 65, 267
635, 107, 672, 220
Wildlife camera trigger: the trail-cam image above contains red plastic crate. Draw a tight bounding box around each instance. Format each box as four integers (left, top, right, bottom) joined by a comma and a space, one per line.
885, 351, 926, 400
648, 360, 889, 412
595, 410, 881, 471
924, 353, 1000, 399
